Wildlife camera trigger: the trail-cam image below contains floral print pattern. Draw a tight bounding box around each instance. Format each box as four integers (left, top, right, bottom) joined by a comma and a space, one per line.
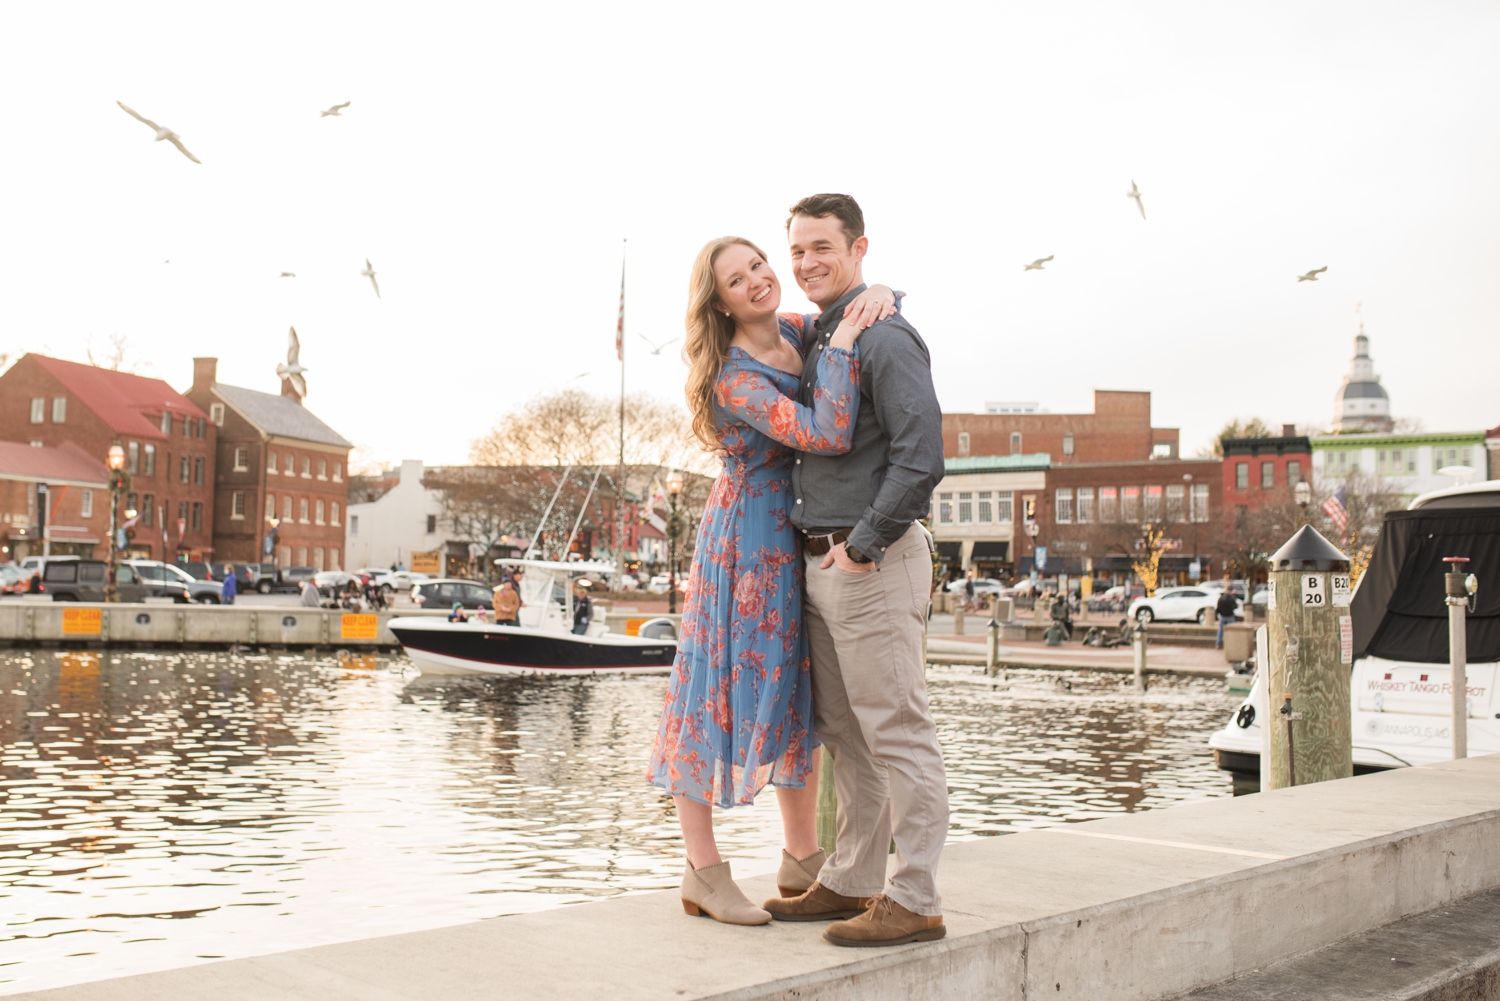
648, 314, 859, 807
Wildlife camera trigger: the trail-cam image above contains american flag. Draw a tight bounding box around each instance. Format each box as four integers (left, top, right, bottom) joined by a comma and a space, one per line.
615, 243, 626, 362
1321, 487, 1349, 531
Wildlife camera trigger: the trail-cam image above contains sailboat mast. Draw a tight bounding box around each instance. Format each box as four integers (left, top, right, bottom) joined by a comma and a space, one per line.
616, 239, 627, 588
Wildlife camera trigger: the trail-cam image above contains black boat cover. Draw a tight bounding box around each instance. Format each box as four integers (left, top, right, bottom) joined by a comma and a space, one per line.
1352, 506, 1500, 663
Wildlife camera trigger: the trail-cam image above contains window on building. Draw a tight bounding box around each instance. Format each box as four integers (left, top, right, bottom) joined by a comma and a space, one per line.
285, 453, 295, 475
330, 548, 340, 571
1023, 496, 1036, 520
1166, 484, 1184, 522
232, 492, 245, 519
81, 489, 93, 518
160, 412, 172, 435
1076, 487, 1094, 523
278, 544, 290, 567
29, 398, 44, 424
1406, 450, 1417, 473
977, 491, 993, 524
1152, 442, 1174, 459
350, 515, 359, 536
1377, 450, 1387, 475
141, 495, 154, 527
297, 546, 307, 565
197, 417, 206, 438
1099, 487, 1118, 522
1144, 485, 1162, 522
1288, 460, 1302, 485
333, 462, 343, 482
126, 492, 138, 517
1235, 462, 1248, 490
191, 502, 203, 531
180, 454, 190, 484
1121, 486, 1140, 522
234, 448, 248, 471
313, 547, 324, 572
51, 397, 66, 423
127, 442, 139, 474
331, 502, 340, 526
283, 495, 293, 521
143, 444, 155, 477
1055, 488, 1073, 523
1261, 461, 1274, 489
193, 456, 204, 485
178, 499, 189, 525
958, 492, 973, 524
938, 492, 953, 524
957, 432, 970, 457
268, 450, 278, 474
315, 500, 325, 524
299, 498, 309, 523
318, 459, 327, 480
266, 494, 275, 521
426, 514, 437, 534
996, 490, 1013, 523
1010, 432, 1022, 454
182, 414, 192, 437
1063, 433, 1074, 456
1191, 483, 1210, 523
301, 457, 311, 478
210, 403, 224, 426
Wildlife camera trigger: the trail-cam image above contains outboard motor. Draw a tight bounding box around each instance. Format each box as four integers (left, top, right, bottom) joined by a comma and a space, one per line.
638, 617, 678, 641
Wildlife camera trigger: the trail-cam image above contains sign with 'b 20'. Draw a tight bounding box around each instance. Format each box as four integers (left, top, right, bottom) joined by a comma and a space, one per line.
1300, 573, 1353, 608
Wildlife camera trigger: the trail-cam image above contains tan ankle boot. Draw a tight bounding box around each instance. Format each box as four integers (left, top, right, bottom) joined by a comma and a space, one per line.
681, 860, 771, 926
776, 848, 826, 898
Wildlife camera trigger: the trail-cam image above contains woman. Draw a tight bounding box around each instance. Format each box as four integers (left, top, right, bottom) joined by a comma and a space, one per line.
647, 235, 897, 926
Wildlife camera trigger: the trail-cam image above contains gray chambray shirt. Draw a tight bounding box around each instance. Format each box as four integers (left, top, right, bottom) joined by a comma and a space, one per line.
790, 284, 945, 564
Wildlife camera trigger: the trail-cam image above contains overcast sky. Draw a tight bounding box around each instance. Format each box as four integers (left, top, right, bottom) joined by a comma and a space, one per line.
3, 3, 1497, 467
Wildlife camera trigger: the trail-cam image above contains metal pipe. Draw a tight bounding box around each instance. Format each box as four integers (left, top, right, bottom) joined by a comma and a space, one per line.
1444, 560, 1471, 760
1279, 694, 1301, 786
1132, 622, 1147, 691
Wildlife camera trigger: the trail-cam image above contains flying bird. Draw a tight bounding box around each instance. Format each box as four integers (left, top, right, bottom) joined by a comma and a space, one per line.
1297, 267, 1328, 282
638, 334, 679, 356
320, 101, 350, 117
116, 101, 200, 164
1127, 180, 1146, 220
276, 326, 308, 398
279, 272, 296, 278
361, 259, 381, 298
1024, 256, 1054, 271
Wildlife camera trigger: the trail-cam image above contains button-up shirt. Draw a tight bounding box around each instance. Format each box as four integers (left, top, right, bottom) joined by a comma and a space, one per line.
790, 284, 945, 563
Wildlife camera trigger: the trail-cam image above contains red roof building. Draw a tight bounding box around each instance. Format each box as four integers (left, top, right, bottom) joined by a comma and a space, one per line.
0, 355, 218, 561
0, 440, 111, 561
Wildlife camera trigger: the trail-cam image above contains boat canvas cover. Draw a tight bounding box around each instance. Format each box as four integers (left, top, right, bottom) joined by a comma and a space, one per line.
1352, 506, 1500, 663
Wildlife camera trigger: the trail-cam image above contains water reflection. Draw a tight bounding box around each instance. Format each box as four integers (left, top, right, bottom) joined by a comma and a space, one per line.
0, 651, 1235, 994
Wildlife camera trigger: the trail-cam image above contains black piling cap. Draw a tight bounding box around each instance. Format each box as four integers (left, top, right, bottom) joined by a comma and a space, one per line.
1269, 525, 1350, 572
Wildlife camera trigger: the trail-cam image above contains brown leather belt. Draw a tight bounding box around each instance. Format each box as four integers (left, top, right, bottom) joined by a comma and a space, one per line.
800, 529, 851, 556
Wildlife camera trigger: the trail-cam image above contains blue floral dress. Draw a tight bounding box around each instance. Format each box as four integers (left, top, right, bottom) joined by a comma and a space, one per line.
649, 314, 859, 808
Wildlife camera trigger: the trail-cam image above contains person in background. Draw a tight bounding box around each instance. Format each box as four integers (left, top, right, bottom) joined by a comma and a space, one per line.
448, 602, 466, 623
1215, 583, 1239, 649
494, 581, 521, 626
572, 580, 593, 635
300, 579, 322, 608
221, 565, 237, 605
27, 572, 42, 594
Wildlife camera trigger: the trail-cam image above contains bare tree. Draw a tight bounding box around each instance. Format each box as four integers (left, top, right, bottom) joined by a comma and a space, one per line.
85, 333, 151, 374
469, 390, 707, 473
1199, 417, 1276, 458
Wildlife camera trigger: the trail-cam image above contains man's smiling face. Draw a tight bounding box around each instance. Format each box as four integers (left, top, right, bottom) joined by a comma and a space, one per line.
788, 214, 868, 309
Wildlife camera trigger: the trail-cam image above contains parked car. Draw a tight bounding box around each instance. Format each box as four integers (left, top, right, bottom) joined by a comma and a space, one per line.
356, 568, 428, 593
0, 564, 27, 594
1127, 587, 1236, 625
412, 578, 495, 611
645, 574, 672, 594
128, 560, 221, 603
279, 566, 318, 588
943, 577, 1006, 596
314, 571, 357, 595
206, 562, 280, 593
20, 555, 78, 576
43, 560, 188, 603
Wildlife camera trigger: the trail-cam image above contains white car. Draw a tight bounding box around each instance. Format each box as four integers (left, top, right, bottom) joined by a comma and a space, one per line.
944, 577, 1006, 596
645, 575, 673, 594
358, 568, 429, 592
314, 570, 356, 591
1127, 586, 1236, 625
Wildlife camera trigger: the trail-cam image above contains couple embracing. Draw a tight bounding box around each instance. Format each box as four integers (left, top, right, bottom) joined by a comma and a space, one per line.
648, 193, 948, 948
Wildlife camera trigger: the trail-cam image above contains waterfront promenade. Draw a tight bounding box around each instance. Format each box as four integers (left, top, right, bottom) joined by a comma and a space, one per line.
12, 753, 1498, 1000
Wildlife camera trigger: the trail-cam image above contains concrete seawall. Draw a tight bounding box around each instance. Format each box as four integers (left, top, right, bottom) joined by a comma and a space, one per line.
12, 754, 1499, 1000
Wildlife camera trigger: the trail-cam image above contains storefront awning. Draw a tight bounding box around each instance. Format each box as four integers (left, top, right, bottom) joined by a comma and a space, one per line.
970, 541, 1010, 561
935, 542, 962, 560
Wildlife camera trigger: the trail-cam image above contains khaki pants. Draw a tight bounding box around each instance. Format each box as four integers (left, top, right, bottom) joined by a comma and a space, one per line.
804, 522, 947, 916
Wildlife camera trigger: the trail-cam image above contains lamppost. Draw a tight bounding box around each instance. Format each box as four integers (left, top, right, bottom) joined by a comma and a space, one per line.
104, 443, 130, 603
1184, 473, 1198, 582
666, 470, 684, 615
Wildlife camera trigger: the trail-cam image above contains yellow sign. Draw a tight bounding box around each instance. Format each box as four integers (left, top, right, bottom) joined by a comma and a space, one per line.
62, 607, 103, 636
410, 551, 441, 574
625, 618, 649, 637
340, 614, 379, 640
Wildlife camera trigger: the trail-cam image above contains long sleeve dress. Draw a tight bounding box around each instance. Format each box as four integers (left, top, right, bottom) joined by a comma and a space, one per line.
648, 314, 859, 808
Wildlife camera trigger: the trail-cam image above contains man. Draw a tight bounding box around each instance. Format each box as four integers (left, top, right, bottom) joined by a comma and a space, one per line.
572, 580, 593, 635
1215, 583, 1240, 648
761, 193, 948, 948
494, 580, 522, 626
300, 578, 322, 608
221, 564, 237, 605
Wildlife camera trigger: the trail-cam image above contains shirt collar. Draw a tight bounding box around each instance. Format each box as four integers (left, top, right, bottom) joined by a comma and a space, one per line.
813, 283, 869, 333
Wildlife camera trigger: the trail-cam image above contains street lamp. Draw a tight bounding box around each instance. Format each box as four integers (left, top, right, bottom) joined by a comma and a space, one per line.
1184, 473, 1199, 582
666, 470, 684, 615
105, 443, 129, 603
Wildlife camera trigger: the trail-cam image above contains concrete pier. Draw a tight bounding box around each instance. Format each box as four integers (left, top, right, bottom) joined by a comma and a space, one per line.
10, 754, 1498, 1001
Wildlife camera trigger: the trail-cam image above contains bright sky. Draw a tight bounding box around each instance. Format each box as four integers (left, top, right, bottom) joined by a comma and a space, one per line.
4, 3, 1497, 466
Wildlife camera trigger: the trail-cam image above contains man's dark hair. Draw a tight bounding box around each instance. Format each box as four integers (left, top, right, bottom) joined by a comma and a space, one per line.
787, 193, 864, 246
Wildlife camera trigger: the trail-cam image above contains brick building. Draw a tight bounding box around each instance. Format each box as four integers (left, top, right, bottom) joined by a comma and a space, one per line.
0, 354, 216, 560
186, 358, 352, 571
929, 454, 1049, 578
1221, 430, 1311, 526
943, 390, 1180, 464
0, 441, 111, 562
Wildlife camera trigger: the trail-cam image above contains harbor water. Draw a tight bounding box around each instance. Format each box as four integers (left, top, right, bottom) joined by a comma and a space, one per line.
0, 650, 1237, 995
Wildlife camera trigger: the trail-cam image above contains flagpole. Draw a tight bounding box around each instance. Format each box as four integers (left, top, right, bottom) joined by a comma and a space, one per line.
616, 239, 627, 584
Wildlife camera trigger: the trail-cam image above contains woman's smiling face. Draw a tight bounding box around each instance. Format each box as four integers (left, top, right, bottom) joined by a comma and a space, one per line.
712, 242, 781, 323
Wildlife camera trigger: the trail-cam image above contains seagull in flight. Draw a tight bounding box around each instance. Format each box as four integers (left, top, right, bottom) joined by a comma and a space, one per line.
361, 259, 381, 298
279, 272, 296, 278
1127, 180, 1146, 220
638, 334, 679, 356
320, 101, 350, 117
1024, 256, 1054, 271
275, 326, 308, 398
1297, 267, 1328, 282
116, 101, 200, 164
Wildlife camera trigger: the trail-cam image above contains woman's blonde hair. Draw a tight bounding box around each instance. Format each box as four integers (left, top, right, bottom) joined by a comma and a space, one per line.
683, 236, 766, 450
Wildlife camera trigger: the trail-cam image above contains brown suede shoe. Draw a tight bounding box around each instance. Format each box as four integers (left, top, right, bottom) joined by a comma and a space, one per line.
762, 880, 869, 922
824, 895, 946, 947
